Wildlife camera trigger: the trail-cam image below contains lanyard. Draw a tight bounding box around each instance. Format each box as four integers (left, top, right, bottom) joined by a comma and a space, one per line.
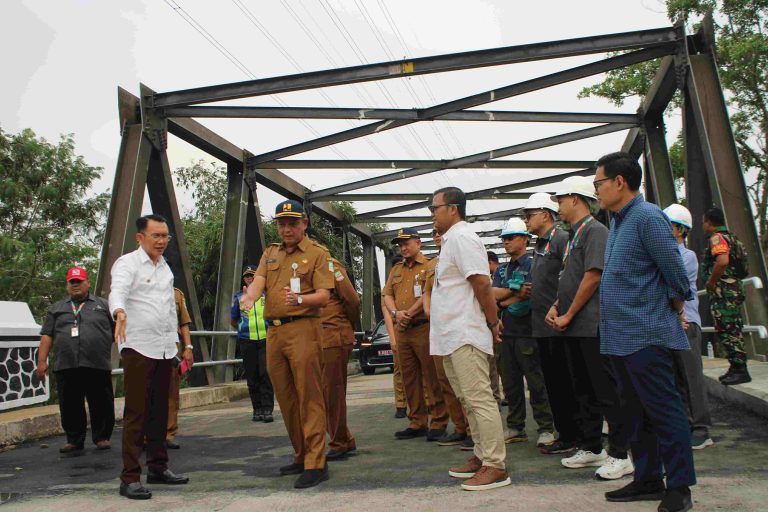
562, 217, 593, 268
71, 301, 85, 324
542, 226, 558, 255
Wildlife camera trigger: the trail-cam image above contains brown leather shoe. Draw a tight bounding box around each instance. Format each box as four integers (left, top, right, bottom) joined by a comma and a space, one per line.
59, 443, 84, 454
448, 455, 482, 478
461, 466, 512, 491
95, 440, 111, 450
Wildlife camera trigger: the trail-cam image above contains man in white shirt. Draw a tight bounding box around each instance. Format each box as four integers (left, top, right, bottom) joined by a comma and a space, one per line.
429, 187, 511, 492
110, 214, 189, 500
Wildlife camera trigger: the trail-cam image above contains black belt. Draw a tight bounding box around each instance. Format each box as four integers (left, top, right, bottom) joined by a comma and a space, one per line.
267, 316, 310, 327
407, 319, 429, 329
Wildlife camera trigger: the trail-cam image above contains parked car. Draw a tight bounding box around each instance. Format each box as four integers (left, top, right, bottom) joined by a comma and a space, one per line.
357, 320, 394, 375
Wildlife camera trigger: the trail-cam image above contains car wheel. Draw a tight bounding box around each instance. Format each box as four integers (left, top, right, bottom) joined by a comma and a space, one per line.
362, 366, 376, 376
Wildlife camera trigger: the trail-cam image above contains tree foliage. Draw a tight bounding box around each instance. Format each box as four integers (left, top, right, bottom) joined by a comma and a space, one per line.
0, 128, 109, 319
580, 0, 768, 248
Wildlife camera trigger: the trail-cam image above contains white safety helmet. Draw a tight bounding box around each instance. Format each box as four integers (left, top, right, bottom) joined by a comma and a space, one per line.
663, 204, 693, 229
500, 217, 528, 238
550, 176, 596, 201
523, 192, 559, 214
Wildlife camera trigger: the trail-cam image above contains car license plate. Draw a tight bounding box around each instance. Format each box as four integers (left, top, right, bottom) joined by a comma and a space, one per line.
378, 349, 393, 356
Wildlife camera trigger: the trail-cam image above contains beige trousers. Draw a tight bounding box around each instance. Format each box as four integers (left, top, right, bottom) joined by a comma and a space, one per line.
443, 344, 506, 469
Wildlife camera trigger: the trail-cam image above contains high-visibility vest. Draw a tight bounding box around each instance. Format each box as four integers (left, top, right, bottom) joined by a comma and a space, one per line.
237, 294, 268, 341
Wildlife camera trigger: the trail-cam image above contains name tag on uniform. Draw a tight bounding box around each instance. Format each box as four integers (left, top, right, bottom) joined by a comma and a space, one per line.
414, 283, 422, 298
71, 326, 79, 337
290, 277, 301, 293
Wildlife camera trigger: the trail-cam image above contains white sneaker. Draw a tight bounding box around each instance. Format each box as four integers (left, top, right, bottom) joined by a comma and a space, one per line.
561, 449, 608, 469
595, 456, 634, 480
504, 429, 528, 443
536, 432, 556, 447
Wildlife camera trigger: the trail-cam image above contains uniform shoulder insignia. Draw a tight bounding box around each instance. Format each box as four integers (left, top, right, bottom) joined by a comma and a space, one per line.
710, 234, 723, 245
334, 269, 345, 282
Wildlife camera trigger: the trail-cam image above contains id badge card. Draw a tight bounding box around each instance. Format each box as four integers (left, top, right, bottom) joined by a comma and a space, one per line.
414, 283, 422, 298
290, 277, 301, 294
71, 326, 79, 337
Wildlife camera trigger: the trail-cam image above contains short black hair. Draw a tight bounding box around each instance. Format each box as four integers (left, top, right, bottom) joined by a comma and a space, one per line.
704, 207, 725, 226
433, 187, 467, 220
487, 251, 499, 264
595, 152, 642, 191
136, 214, 168, 233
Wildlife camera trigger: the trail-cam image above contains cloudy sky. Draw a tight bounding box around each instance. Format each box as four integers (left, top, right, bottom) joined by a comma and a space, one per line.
3, 0, 679, 265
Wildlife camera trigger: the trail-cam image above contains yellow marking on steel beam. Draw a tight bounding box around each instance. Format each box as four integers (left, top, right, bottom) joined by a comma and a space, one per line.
402, 62, 414, 73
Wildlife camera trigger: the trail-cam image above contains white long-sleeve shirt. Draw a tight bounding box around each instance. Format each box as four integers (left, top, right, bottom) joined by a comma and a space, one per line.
109, 247, 178, 359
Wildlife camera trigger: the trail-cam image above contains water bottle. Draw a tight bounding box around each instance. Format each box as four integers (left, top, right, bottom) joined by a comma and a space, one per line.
706, 341, 715, 359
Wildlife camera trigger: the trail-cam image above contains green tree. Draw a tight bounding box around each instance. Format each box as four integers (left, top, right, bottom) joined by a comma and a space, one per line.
0, 128, 109, 319
580, 0, 768, 248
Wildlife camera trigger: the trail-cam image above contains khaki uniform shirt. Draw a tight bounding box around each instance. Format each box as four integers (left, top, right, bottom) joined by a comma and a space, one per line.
382, 252, 429, 323
320, 258, 361, 348
174, 288, 192, 331
255, 236, 335, 319
424, 256, 438, 296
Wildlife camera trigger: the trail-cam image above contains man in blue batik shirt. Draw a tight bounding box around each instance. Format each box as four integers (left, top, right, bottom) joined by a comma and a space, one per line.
595, 152, 695, 512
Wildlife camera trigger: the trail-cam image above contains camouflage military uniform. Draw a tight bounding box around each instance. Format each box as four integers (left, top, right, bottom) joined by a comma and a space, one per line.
701, 228, 747, 367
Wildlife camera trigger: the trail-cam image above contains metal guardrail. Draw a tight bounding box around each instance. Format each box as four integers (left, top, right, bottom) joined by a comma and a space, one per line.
701, 325, 768, 339
696, 276, 763, 296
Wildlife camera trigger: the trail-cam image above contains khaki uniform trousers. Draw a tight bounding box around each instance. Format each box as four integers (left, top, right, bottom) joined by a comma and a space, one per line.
392, 348, 407, 408
397, 322, 448, 430
443, 344, 506, 469
433, 355, 468, 434
166, 342, 182, 441
267, 317, 327, 469
321, 345, 356, 453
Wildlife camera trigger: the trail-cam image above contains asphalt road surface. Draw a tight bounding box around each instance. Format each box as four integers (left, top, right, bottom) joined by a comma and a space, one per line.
2, 372, 767, 511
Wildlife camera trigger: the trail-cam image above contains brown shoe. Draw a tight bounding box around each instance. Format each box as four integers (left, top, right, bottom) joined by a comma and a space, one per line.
461, 466, 512, 491
448, 455, 482, 479
95, 440, 111, 450
59, 443, 84, 454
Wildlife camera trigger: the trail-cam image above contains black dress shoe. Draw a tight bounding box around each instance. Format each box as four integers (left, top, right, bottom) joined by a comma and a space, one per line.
658, 487, 692, 512
395, 427, 428, 440
326, 449, 348, 461
279, 462, 304, 475
165, 440, 180, 449
263, 411, 274, 423
294, 465, 329, 489
426, 428, 447, 442
394, 407, 407, 419
500, 398, 509, 407
147, 469, 189, 485
119, 481, 152, 500
252, 410, 264, 422
605, 480, 666, 502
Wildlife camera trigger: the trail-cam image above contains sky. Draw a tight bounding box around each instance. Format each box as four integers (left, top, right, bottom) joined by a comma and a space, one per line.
2, 0, 680, 270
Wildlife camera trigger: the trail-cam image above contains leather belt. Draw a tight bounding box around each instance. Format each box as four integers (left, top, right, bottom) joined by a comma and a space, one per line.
267, 316, 308, 327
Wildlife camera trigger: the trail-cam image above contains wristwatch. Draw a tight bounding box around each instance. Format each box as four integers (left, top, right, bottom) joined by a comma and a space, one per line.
184, 345, 193, 351
486, 319, 500, 329
390, 309, 397, 318
297, 295, 304, 305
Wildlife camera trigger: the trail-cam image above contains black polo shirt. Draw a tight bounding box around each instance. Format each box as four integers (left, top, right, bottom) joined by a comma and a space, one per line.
530, 226, 569, 338
40, 293, 114, 372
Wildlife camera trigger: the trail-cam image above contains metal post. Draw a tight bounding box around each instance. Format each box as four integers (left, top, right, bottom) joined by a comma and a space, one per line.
362, 237, 375, 330
643, 114, 677, 207
212, 162, 248, 382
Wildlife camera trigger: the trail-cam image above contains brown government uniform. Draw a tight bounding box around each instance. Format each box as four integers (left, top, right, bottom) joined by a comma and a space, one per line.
424, 257, 468, 435
255, 236, 335, 470
382, 299, 408, 410
319, 257, 360, 453
383, 252, 448, 431
167, 287, 191, 442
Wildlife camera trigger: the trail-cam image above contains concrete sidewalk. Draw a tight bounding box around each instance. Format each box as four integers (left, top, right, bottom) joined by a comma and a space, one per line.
702, 356, 768, 418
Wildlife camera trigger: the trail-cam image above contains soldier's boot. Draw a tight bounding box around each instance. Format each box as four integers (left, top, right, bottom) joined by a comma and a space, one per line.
721, 366, 751, 386
717, 367, 733, 382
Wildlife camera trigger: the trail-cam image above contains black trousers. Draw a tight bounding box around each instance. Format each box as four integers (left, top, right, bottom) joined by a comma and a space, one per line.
238, 339, 274, 412
564, 337, 629, 458
54, 367, 115, 446
536, 337, 582, 443
611, 346, 696, 489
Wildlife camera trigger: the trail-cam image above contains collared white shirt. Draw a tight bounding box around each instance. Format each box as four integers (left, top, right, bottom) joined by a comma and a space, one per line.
430, 221, 493, 356
109, 247, 178, 359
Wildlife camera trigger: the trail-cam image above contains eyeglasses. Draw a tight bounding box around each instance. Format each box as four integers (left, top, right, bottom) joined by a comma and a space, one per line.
523, 210, 545, 220
144, 233, 173, 241
427, 203, 458, 213
593, 177, 616, 191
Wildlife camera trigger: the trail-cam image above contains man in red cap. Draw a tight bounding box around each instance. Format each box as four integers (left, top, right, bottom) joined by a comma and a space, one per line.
38, 266, 116, 454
